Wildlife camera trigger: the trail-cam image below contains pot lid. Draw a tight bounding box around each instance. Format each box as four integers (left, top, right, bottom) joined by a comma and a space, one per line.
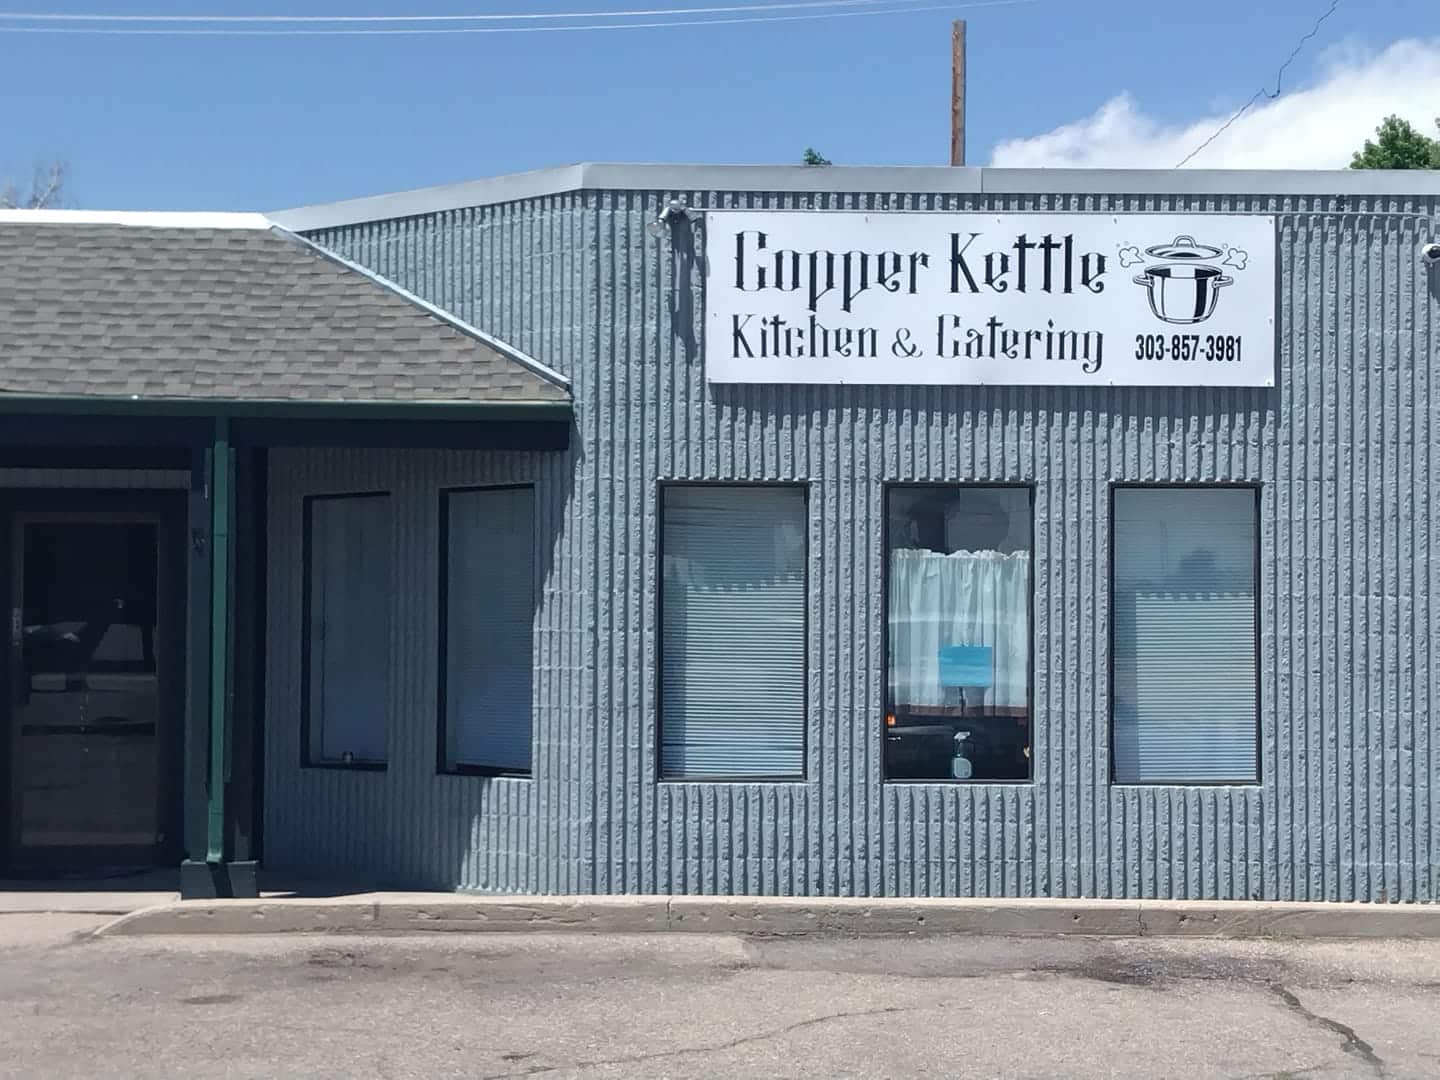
1144, 234, 1222, 260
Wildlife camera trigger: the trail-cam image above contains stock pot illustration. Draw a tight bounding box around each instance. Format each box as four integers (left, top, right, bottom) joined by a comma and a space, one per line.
1131, 235, 1233, 325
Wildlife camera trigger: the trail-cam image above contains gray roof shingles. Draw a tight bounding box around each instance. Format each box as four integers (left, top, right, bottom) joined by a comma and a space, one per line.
0, 223, 569, 405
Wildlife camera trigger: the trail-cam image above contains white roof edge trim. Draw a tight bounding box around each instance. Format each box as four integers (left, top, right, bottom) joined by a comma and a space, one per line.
268, 162, 1440, 231
0, 209, 272, 229
273, 226, 572, 393
268, 164, 589, 233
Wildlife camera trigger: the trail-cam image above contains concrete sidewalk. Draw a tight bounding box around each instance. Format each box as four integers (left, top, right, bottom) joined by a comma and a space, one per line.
96, 893, 1440, 939
0, 869, 179, 916
0, 871, 377, 918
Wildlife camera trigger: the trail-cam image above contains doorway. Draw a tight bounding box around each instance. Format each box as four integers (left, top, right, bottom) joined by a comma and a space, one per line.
3, 498, 184, 873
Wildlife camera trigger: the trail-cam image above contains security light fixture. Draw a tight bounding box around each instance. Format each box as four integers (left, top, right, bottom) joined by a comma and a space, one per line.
645, 200, 690, 240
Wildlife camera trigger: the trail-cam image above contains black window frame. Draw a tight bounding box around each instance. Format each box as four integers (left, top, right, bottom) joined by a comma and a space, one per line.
881, 481, 1037, 785
655, 480, 811, 784
1108, 481, 1263, 787
436, 482, 538, 779
299, 490, 392, 772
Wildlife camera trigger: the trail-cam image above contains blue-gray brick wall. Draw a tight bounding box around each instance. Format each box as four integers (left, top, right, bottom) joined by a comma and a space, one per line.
260, 188, 1439, 901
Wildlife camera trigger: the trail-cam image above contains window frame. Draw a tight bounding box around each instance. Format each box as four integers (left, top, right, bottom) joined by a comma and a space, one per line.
655, 479, 811, 785
1107, 481, 1263, 787
299, 490, 392, 772
881, 481, 1037, 785
436, 482, 538, 780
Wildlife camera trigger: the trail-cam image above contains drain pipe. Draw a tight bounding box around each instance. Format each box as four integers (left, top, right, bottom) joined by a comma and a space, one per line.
206, 416, 233, 867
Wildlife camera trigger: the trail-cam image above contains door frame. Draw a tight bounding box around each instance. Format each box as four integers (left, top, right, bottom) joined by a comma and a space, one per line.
0, 490, 187, 874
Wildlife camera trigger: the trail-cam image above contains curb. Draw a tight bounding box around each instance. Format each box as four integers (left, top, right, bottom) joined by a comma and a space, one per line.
94, 894, 1440, 939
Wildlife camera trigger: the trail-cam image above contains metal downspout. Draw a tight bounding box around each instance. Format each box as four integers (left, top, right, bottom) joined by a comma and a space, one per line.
206, 416, 233, 866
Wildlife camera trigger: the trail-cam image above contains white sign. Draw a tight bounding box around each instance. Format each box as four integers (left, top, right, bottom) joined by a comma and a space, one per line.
703, 211, 1276, 386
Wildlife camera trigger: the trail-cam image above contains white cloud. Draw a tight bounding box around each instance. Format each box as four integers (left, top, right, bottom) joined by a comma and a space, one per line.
990, 38, 1440, 169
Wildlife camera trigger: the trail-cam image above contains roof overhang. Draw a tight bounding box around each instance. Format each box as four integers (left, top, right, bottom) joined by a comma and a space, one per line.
0, 393, 570, 422
0, 394, 572, 452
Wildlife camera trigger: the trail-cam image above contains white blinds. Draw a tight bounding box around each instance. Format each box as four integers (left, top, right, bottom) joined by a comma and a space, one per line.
1112, 488, 1258, 783
307, 494, 391, 763
661, 486, 806, 779
444, 487, 535, 773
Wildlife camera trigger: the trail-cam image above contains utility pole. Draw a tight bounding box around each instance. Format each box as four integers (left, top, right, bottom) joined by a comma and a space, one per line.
950, 20, 967, 167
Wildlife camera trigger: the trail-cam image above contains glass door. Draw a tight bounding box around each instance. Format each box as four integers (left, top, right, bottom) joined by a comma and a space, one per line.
8, 513, 166, 865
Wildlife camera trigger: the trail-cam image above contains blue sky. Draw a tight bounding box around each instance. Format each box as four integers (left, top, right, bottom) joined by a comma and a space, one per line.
2, 0, 1438, 211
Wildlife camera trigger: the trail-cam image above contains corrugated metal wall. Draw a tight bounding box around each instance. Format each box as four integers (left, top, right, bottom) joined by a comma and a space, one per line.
268, 188, 1440, 901
265, 447, 584, 891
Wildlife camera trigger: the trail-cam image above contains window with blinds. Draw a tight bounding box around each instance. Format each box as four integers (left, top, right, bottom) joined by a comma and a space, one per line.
303, 493, 391, 767
660, 485, 807, 780
440, 486, 536, 776
1111, 486, 1259, 784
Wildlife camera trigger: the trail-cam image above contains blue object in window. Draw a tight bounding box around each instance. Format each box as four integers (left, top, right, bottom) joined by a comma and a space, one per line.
938, 645, 993, 689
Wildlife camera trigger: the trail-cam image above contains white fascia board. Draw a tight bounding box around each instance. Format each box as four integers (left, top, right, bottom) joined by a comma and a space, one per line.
0, 209, 272, 228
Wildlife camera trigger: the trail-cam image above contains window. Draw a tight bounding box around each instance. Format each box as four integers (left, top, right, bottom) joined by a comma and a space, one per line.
660, 485, 806, 779
440, 486, 536, 775
1111, 486, 1259, 784
885, 486, 1032, 782
303, 494, 391, 767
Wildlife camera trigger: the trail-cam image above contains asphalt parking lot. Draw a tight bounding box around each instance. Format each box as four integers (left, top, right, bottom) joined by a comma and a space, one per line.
1, 913, 1437, 1078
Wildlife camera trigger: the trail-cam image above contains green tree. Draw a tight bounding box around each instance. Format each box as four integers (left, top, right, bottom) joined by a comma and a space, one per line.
1350, 116, 1440, 169
801, 148, 832, 166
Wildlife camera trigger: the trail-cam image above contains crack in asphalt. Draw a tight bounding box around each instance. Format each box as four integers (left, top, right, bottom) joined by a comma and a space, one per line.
1268, 984, 1386, 1077
1233, 1058, 1342, 1080
474, 1004, 911, 1079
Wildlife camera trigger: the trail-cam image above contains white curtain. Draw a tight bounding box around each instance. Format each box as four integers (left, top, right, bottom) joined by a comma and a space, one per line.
888, 548, 1029, 709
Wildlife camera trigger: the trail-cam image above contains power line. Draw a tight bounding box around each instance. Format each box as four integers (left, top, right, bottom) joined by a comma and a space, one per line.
0, 0, 1034, 33
0, 0, 949, 21
1175, 0, 1342, 168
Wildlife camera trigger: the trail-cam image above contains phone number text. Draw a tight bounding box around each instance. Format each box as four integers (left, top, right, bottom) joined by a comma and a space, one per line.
1135, 334, 1244, 362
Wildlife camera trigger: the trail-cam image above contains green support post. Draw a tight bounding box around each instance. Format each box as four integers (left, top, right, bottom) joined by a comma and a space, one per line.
182, 417, 255, 899
206, 417, 233, 867
181, 450, 211, 871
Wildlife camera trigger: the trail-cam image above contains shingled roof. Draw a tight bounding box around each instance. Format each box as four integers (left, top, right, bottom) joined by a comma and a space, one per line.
0, 213, 569, 407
